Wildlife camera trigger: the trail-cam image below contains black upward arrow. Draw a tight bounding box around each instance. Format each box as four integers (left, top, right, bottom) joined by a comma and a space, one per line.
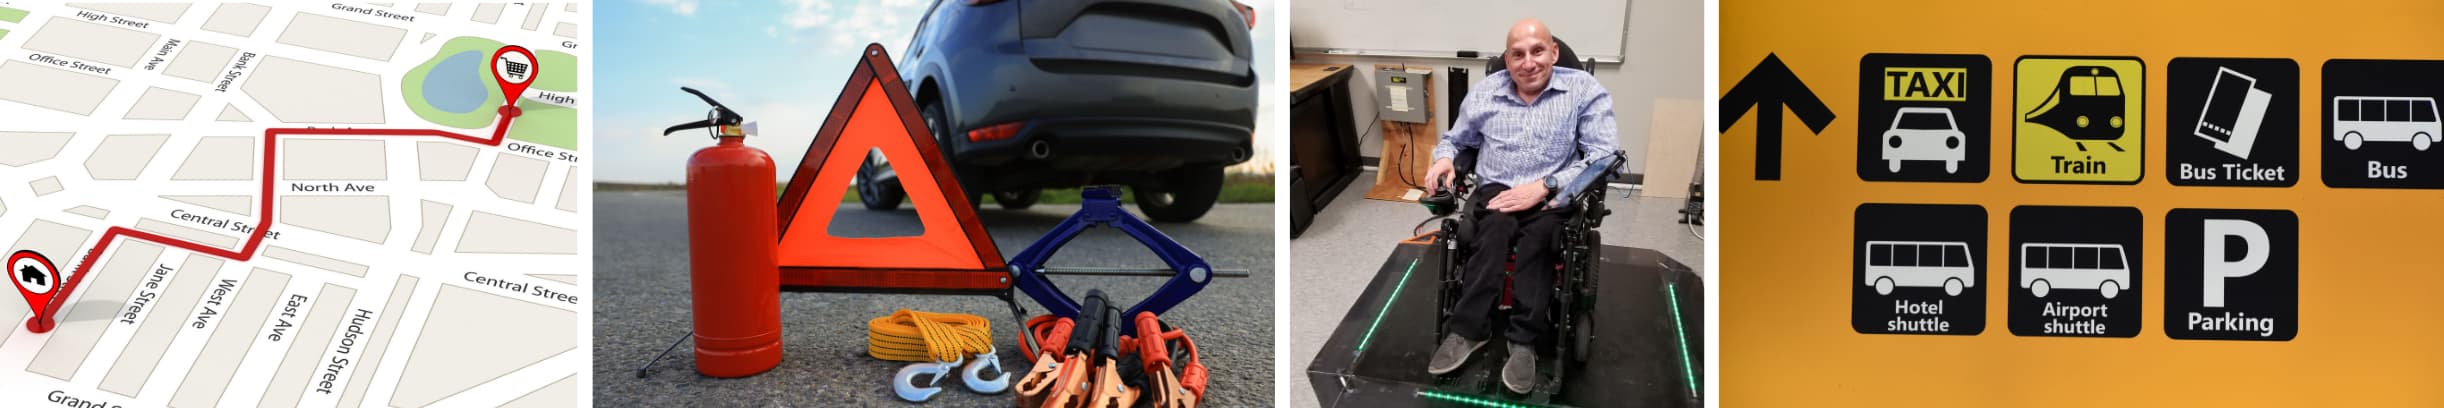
1720, 53, 1835, 180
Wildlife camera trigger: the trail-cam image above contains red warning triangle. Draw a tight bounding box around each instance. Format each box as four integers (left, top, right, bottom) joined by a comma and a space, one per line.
773, 44, 1007, 293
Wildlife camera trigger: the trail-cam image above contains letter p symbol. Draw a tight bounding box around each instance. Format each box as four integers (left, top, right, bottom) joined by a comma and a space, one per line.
2202, 219, 2269, 308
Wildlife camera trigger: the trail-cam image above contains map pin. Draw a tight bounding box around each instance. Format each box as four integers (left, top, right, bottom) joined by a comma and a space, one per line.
491, 45, 539, 116
10, 250, 60, 333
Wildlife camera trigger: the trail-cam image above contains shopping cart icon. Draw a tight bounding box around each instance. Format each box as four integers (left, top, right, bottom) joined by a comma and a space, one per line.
500, 57, 530, 80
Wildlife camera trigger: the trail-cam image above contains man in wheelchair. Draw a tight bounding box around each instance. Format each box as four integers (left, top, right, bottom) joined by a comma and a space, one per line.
1420, 19, 1621, 394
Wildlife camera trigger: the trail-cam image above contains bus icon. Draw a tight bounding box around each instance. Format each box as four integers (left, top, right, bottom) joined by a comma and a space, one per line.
1881, 107, 1967, 173
2019, 242, 2130, 299
2025, 66, 2128, 151
2332, 96, 2441, 151
1863, 241, 1976, 296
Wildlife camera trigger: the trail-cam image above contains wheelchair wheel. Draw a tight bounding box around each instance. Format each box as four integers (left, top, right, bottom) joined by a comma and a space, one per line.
1572, 312, 1593, 362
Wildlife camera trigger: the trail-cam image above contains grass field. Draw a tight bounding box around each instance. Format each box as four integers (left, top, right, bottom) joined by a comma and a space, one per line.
597, 173, 1276, 205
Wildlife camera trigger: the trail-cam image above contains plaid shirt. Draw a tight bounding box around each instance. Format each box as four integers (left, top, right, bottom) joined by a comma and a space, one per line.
1435, 66, 1619, 207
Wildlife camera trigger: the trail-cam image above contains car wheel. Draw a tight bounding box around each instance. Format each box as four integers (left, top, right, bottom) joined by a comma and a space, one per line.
1874, 277, 1895, 295
920, 99, 979, 210
2101, 280, 2121, 299
1135, 166, 1225, 223
995, 189, 1041, 210
2418, 133, 2434, 151
2345, 131, 2364, 150
1944, 278, 1964, 296
857, 161, 904, 211
2031, 279, 2050, 298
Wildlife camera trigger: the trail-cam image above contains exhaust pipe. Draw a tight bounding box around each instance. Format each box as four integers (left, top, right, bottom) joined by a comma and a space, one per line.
1028, 140, 1053, 159
1230, 147, 1250, 162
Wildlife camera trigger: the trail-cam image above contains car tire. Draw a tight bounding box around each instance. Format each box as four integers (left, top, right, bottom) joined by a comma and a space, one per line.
2418, 133, 2434, 151
995, 189, 1041, 210
1135, 166, 1225, 223
857, 162, 904, 211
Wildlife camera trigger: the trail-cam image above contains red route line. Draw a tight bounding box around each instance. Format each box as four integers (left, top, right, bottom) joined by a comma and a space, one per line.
38, 104, 525, 328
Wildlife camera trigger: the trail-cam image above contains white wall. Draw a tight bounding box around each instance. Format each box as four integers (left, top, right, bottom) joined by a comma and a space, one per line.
1288, 0, 1700, 176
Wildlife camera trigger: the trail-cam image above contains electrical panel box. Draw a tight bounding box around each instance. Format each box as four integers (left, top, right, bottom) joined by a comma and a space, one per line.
1376, 67, 1431, 124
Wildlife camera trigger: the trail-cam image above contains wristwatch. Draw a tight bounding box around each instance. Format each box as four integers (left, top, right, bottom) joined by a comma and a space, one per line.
1541, 175, 1559, 192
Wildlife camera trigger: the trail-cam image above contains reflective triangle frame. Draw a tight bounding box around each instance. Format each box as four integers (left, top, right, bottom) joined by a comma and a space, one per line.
773, 43, 1009, 294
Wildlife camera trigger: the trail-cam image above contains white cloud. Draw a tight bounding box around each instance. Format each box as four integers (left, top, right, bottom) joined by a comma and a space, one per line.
778, 0, 928, 51
641, 0, 700, 16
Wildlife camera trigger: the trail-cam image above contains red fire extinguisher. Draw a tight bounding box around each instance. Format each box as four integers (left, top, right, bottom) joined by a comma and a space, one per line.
666, 87, 781, 377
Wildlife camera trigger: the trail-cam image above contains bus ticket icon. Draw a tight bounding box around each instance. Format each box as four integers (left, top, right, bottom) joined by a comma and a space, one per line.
2015, 57, 2146, 184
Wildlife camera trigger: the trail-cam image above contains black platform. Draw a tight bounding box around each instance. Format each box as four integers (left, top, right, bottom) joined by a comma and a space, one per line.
1306, 243, 1704, 407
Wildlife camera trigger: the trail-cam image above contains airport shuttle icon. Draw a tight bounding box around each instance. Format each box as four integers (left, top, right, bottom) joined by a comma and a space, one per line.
1881, 107, 1967, 173
1863, 241, 1976, 296
2019, 242, 2130, 299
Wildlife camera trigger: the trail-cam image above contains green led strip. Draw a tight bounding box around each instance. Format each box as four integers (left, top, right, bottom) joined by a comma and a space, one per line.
1665, 282, 1697, 397
1415, 390, 1555, 408
1355, 258, 1420, 353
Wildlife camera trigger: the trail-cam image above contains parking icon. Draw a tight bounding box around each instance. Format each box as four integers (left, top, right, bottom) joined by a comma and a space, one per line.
2164, 209, 2297, 341
2007, 206, 2142, 338
1858, 53, 1990, 182
2014, 56, 2145, 184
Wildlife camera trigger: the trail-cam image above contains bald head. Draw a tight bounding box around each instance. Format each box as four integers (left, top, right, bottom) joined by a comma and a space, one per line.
1503, 19, 1559, 100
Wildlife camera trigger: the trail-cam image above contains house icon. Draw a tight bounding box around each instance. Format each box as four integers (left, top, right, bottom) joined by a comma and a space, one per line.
20, 265, 44, 286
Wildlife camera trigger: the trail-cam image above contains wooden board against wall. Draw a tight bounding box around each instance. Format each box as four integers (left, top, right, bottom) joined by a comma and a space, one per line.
1366, 67, 1437, 202
1641, 97, 1701, 198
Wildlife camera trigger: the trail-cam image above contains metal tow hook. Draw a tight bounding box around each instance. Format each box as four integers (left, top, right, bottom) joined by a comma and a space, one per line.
894, 356, 962, 402
963, 348, 1012, 394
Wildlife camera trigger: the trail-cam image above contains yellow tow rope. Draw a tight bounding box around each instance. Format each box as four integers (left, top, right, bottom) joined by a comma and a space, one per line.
867, 309, 995, 363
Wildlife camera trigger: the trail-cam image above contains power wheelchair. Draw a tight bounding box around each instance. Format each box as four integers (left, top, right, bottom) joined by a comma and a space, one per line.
1422, 146, 1623, 391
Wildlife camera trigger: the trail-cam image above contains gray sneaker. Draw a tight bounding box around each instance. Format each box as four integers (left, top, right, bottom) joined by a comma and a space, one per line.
1426, 334, 1486, 375
1501, 342, 1537, 394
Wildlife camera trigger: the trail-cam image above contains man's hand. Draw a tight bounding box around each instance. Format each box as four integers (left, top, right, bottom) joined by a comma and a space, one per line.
1424, 158, 1455, 195
1487, 181, 1547, 213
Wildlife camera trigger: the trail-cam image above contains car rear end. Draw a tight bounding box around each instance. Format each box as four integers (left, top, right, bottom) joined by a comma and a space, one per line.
920, 0, 1257, 185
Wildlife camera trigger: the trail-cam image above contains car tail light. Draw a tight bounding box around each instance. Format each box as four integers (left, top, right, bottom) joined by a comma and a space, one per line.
967, 122, 1024, 142
1232, 1, 1256, 28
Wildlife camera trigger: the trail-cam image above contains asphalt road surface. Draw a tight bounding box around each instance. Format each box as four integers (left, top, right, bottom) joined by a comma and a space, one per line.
593, 191, 1276, 406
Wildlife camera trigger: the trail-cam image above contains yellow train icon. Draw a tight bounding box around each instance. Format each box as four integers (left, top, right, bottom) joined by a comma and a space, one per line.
2024, 66, 2128, 151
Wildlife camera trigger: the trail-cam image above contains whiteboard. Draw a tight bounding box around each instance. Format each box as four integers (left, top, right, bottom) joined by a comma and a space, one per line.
1289, 0, 1629, 59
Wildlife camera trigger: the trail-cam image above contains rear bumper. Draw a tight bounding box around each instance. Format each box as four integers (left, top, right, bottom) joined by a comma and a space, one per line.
962, 115, 1252, 170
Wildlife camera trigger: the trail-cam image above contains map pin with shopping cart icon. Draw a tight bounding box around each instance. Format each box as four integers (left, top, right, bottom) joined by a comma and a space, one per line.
10, 250, 60, 333
491, 45, 539, 116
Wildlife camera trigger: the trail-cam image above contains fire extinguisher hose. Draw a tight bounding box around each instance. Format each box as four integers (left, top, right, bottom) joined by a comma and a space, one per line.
866, 309, 995, 363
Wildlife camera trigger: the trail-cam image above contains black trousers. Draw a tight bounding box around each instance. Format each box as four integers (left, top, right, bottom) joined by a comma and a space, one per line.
1443, 183, 1569, 345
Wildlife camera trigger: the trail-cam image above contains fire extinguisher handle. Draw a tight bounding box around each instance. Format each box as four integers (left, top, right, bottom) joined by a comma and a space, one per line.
673, 87, 746, 131
663, 119, 714, 136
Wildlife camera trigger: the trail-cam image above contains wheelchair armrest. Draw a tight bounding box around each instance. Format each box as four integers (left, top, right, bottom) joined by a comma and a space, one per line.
1452, 147, 1480, 191
1562, 150, 1625, 197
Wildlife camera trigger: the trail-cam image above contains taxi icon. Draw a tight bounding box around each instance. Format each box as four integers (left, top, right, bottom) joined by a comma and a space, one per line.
1881, 107, 1967, 173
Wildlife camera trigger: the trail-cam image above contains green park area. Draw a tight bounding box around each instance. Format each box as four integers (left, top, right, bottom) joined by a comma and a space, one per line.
402, 36, 580, 150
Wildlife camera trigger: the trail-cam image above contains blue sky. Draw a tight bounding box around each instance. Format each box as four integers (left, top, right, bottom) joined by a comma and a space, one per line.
597, 0, 1280, 183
